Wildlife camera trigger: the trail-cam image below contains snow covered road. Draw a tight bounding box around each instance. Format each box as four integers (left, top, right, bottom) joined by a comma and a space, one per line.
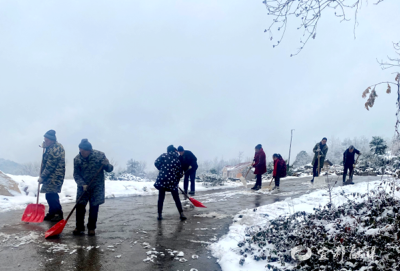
0, 176, 380, 271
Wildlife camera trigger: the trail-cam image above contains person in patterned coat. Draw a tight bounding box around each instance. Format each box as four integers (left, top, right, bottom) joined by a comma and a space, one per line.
154, 145, 187, 221
38, 130, 65, 222
73, 139, 113, 236
251, 144, 267, 190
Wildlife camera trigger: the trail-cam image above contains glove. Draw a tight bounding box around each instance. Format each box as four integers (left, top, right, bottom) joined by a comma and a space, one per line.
316, 148, 321, 152
82, 185, 88, 191
318, 155, 322, 158
188, 166, 192, 170
38, 177, 43, 184
102, 158, 110, 166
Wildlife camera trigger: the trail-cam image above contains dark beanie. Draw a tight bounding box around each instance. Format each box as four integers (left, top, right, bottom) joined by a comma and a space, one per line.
255, 144, 262, 149
79, 139, 93, 151
177, 146, 184, 152
167, 145, 177, 153
322, 137, 328, 141
44, 130, 57, 141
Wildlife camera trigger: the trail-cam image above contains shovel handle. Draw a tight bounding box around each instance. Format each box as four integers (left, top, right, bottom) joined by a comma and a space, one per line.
37, 146, 45, 205
178, 187, 191, 201
65, 165, 104, 223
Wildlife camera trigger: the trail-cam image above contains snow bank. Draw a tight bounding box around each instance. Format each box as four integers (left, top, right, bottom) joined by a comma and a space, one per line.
210, 177, 387, 271
0, 174, 244, 213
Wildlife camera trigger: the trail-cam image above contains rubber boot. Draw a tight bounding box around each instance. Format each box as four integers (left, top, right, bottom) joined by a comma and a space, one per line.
44, 213, 55, 221
73, 228, 85, 236
88, 230, 96, 236
180, 212, 187, 221
50, 211, 63, 222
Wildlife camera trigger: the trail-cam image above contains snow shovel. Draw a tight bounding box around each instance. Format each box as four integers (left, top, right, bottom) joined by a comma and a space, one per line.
21, 145, 46, 223
45, 166, 104, 238
262, 177, 275, 191
240, 166, 252, 187
313, 150, 325, 184
178, 187, 206, 208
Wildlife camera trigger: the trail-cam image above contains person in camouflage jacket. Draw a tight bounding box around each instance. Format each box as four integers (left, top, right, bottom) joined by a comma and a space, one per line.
73, 139, 113, 236
38, 130, 65, 222
310, 137, 328, 182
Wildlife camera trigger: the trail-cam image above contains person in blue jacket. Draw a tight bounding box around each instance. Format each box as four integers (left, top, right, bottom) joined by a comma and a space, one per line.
177, 146, 198, 195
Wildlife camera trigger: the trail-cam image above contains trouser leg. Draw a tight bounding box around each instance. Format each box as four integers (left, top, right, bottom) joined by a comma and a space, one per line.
313, 161, 319, 177
45, 193, 62, 214
171, 189, 183, 213
256, 174, 262, 187
343, 165, 348, 182
275, 177, 280, 187
183, 174, 190, 193
190, 170, 196, 192
87, 204, 99, 230
349, 165, 354, 180
158, 189, 166, 214
76, 203, 87, 230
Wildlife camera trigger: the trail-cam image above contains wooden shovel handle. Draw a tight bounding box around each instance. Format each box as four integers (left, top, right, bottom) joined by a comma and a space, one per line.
37, 146, 45, 205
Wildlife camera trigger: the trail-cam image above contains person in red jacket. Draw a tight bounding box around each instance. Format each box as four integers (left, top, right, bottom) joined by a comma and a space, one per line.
272, 154, 286, 192
251, 144, 267, 190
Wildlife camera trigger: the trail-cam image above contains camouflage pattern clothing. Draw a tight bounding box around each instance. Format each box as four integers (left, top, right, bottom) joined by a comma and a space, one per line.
40, 142, 66, 194
73, 150, 113, 206
311, 142, 329, 171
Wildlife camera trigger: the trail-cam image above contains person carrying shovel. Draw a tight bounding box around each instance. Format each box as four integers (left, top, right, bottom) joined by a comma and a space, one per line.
38, 130, 66, 222
343, 145, 361, 185
72, 139, 113, 236
310, 138, 328, 183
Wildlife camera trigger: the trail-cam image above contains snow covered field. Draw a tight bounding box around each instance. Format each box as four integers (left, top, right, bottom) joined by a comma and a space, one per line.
0, 174, 244, 213
210, 177, 391, 271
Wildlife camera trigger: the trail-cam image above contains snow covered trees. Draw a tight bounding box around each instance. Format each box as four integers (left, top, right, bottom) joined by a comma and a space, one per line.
370, 136, 388, 155
293, 151, 311, 167
126, 159, 146, 178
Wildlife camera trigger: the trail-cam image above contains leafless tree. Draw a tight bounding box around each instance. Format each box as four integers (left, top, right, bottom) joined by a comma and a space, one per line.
262, 0, 385, 56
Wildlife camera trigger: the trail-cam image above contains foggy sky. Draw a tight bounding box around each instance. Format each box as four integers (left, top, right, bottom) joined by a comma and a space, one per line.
1, 0, 399, 173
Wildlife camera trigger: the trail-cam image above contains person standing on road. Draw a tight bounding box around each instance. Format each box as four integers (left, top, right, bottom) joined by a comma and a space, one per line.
310, 138, 329, 183
343, 145, 361, 185
38, 130, 66, 222
251, 144, 267, 190
73, 139, 114, 236
272, 154, 286, 192
154, 145, 187, 221
177, 146, 198, 195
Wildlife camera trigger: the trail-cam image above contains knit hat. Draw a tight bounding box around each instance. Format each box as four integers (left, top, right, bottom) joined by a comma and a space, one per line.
322, 137, 328, 141
177, 146, 184, 152
79, 139, 93, 151
167, 145, 177, 153
44, 130, 57, 141
255, 144, 262, 150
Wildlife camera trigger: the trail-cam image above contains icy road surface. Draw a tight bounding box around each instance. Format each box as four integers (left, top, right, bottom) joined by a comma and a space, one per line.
0, 176, 376, 271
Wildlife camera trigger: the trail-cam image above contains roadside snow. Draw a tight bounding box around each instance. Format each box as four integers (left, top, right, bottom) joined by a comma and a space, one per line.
210, 177, 387, 271
0, 174, 244, 213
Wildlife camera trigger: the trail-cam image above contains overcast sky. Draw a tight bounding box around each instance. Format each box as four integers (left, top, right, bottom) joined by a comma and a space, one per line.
1, 0, 399, 172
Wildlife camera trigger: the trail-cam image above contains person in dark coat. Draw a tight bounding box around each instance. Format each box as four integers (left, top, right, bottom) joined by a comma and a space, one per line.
272, 154, 286, 191
310, 138, 328, 183
38, 130, 66, 222
343, 145, 361, 184
177, 146, 198, 195
73, 139, 113, 236
154, 145, 187, 221
251, 144, 267, 190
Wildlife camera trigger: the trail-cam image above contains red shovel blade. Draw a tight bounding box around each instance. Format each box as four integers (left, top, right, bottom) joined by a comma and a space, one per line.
45, 220, 67, 238
21, 204, 46, 223
189, 197, 206, 208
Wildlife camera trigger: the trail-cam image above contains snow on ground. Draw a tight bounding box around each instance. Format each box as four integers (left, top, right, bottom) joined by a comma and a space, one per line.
210, 177, 388, 271
0, 174, 245, 213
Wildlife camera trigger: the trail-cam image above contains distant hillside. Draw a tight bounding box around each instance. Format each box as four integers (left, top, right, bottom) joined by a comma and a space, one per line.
0, 158, 24, 175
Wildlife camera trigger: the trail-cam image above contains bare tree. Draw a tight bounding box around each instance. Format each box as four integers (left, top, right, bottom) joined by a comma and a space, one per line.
262, 0, 400, 132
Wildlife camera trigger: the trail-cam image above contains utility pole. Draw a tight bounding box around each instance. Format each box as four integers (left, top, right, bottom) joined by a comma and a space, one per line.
287, 129, 295, 174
